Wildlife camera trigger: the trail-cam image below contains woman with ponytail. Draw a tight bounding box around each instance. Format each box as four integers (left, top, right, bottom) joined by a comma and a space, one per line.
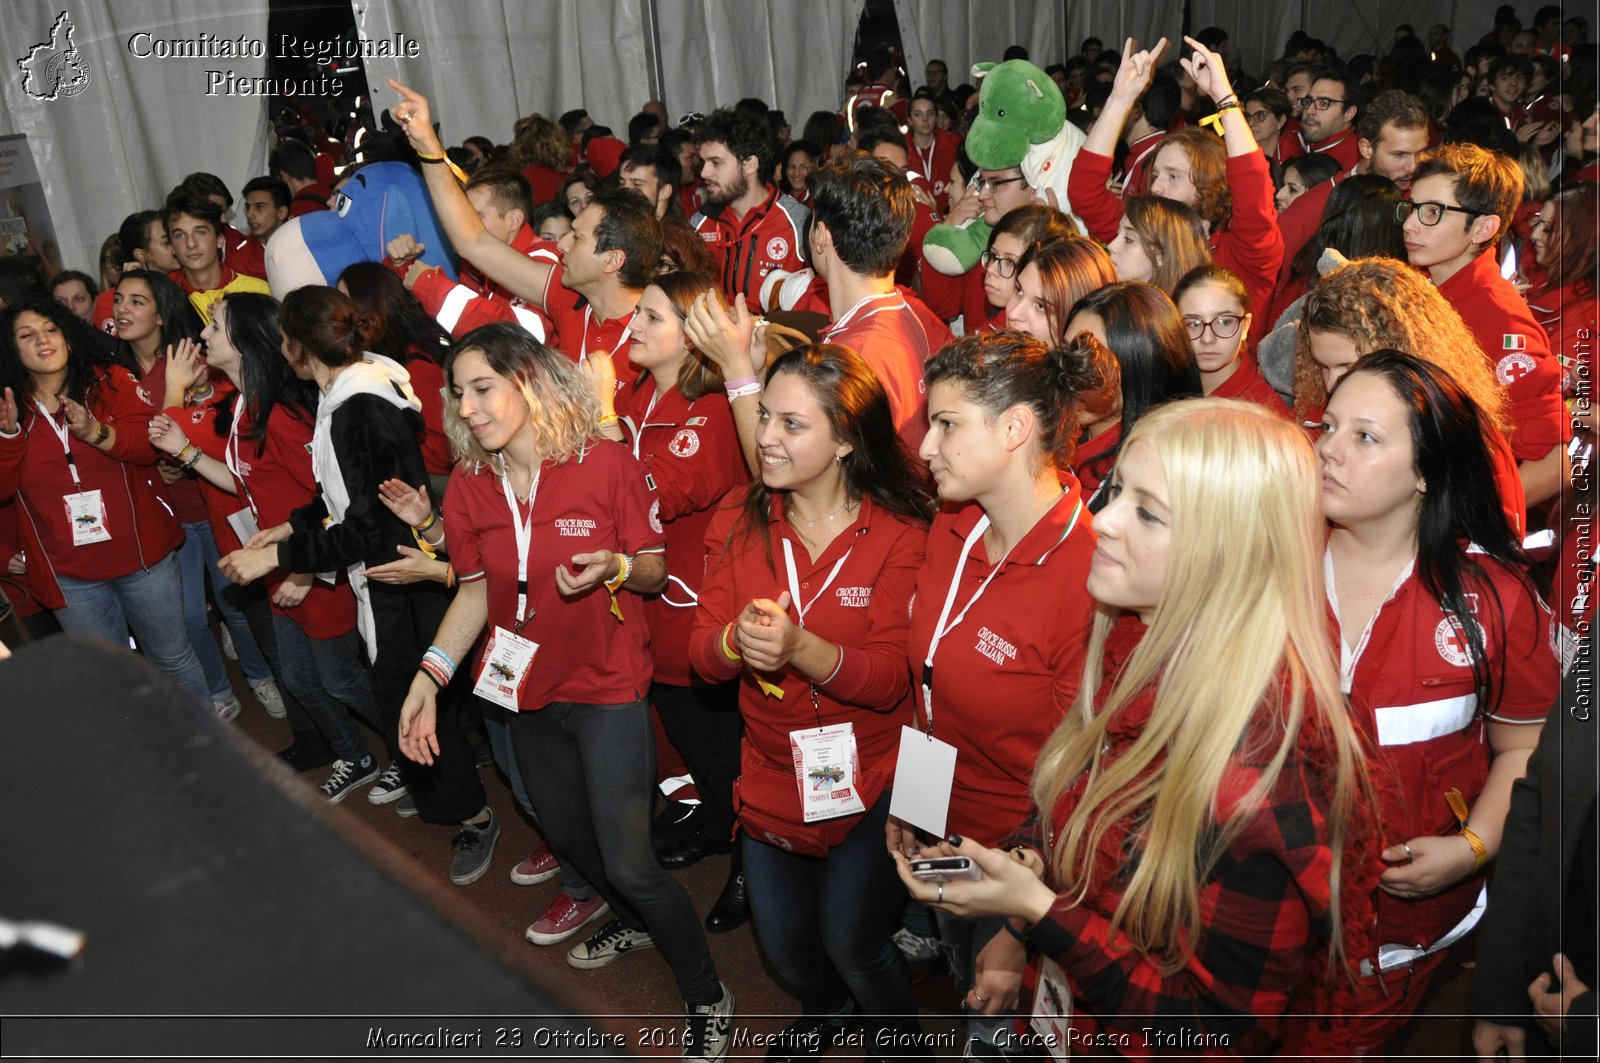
896, 398, 1382, 1058
219, 286, 493, 883
888, 330, 1103, 1058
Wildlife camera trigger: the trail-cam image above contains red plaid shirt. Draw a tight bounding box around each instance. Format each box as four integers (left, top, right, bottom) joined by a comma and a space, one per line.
1022, 614, 1377, 1057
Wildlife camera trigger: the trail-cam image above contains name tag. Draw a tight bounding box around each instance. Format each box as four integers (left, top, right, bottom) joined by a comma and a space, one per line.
1030, 956, 1072, 1060
225, 506, 260, 545
65, 491, 111, 546
889, 725, 957, 837
790, 722, 865, 823
472, 626, 539, 711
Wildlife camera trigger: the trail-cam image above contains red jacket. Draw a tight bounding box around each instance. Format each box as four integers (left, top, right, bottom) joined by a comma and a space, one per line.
0, 368, 181, 608
1437, 250, 1568, 460
690, 184, 810, 305
1068, 148, 1284, 316
1331, 549, 1558, 947
906, 130, 960, 211
1525, 279, 1596, 395
614, 375, 747, 685
1211, 353, 1288, 414
819, 291, 943, 451
690, 489, 927, 847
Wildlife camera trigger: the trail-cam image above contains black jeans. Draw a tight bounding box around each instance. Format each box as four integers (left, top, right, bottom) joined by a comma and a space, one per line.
509, 699, 721, 1005
651, 680, 743, 841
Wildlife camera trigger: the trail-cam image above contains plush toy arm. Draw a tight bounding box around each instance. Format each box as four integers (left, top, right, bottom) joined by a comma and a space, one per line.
922, 219, 992, 277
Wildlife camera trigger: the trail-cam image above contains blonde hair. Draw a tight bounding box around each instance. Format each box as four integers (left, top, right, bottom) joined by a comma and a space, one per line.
1033, 399, 1366, 973
1293, 257, 1512, 433
442, 324, 601, 469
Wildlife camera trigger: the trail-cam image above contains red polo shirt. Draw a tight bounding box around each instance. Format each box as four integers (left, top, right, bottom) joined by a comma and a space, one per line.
614, 374, 747, 685
540, 263, 637, 373
1072, 424, 1121, 494
689, 489, 927, 833
906, 130, 960, 211
906, 485, 1098, 844
1525, 280, 1596, 394
690, 183, 810, 305
222, 223, 266, 281
820, 291, 940, 450
444, 440, 664, 709
1437, 250, 1567, 460
135, 355, 209, 524
1330, 548, 1557, 946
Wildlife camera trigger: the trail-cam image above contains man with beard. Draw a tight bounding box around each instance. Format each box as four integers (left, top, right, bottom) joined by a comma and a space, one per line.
689, 107, 809, 305
1294, 65, 1362, 170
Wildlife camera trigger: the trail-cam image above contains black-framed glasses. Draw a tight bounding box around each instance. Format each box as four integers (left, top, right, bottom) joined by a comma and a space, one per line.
1299, 95, 1346, 112
974, 174, 1026, 193
1244, 109, 1275, 124
1183, 313, 1244, 340
980, 250, 1019, 278
1395, 200, 1488, 226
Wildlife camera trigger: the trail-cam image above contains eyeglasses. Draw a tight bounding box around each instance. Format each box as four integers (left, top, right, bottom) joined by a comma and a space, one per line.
980, 250, 1019, 278
1244, 109, 1275, 124
974, 174, 1026, 194
1395, 200, 1488, 226
1298, 96, 1347, 112
1183, 313, 1244, 340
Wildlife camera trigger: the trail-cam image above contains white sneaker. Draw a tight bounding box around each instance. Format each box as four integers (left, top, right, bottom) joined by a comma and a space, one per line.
683, 981, 735, 1062
212, 694, 242, 722
253, 678, 286, 719
218, 624, 237, 661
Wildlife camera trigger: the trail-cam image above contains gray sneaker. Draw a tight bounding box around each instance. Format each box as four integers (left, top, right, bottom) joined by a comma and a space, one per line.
448, 810, 499, 885
565, 918, 657, 969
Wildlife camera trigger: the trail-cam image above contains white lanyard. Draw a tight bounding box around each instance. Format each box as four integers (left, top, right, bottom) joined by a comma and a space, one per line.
625, 383, 667, 460
921, 501, 1083, 729
781, 537, 854, 630
35, 401, 84, 490
580, 305, 636, 363
824, 291, 903, 336
223, 396, 261, 519
913, 139, 936, 178
499, 460, 544, 630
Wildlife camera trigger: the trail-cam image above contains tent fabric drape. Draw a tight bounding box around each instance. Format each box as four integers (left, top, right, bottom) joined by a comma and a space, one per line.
355, 0, 655, 143
893, 0, 1068, 87
656, 0, 864, 125
0, 1, 270, 276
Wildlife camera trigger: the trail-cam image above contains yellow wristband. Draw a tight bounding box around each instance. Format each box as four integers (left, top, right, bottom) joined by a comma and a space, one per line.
415, 149, 446, 162
720, 622, 741, 662
1461, 826, 1489, 870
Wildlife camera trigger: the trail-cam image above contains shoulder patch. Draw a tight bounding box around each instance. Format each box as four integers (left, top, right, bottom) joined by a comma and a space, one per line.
686, 416, 708, 426
668, 428, 700, 458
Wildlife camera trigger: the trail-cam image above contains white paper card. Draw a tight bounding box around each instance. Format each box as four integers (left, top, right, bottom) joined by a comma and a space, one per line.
1030, 956, 1072, 1060
888, 725, 957, 838
472, 625, 539, 711
791, 722, 866, 823
225, 506, 260, 545
64, 490, 111, 545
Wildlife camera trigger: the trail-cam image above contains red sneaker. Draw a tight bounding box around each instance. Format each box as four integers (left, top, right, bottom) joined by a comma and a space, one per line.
508, 845, 561, 886
525, 893, 611, 946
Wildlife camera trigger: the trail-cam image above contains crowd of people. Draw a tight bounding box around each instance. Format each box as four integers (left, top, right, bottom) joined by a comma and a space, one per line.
0, 6, 1595, 1061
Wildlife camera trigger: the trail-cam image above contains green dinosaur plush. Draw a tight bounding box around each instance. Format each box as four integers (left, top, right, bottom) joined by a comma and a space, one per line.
923, 59, 1080, 277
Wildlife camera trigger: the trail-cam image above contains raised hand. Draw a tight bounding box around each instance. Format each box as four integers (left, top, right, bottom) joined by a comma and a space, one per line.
0, 387, 18, 435
147, 413, 189, 456
166, 337, 208, 394
388, 79, 444, 155
1180, 34, 1234, 104
683, 290, 759, 380
1109, 37, 1170, 104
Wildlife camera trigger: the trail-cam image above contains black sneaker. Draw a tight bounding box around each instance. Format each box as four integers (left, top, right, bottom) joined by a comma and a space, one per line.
565, 918, 657, 969
765, 1015, 851, 1061
684, 981, 735, 1062
448, 810, 500, 885
276, 733, 336, 772
319, 757, 379, 803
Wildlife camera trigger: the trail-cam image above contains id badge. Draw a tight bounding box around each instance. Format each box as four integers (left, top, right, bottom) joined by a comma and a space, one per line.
888, 725, 957, 837
1030, 956, 1072, 1060
225, 506, 260, 545
64, 490, 111, 546
789, 722, 865, 823
472, 625, 539, 711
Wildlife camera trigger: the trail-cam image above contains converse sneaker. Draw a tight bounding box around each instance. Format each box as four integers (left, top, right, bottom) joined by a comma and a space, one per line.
449, 810, 500, 885
212, 694, 242, 722
565, 918, 656, 969
319, 757, 379, 803
683, 981, 735, 1062
509, 845, 561, 886
395, 793, 418, 818
366, 763, 408, 804
524, 893, 610, 945
253, 677, 286, 719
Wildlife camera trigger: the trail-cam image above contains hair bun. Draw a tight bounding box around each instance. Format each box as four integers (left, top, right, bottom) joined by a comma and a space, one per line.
1050, 332, 1111, 397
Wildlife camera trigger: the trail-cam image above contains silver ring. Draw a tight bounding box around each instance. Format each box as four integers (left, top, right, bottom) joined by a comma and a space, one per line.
972, 994, 988, 1005
1402, 843, 1414, 861
936, 882, 944, 904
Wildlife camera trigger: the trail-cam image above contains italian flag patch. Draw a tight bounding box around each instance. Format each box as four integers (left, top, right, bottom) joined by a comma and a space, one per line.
1502, 334, 1526, 350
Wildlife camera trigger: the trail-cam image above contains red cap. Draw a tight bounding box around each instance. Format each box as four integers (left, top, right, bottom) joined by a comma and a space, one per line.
586, 136, 627, 179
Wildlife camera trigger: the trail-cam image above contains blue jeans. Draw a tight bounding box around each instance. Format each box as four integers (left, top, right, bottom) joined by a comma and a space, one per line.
742, 791, 917, 1022
176, 520, 271, 696
935, 909, 1031, 1059
54, 551, 208, 702
270, 614, 378, 763
482, 702, 593, 900
508, 699, 721, 1005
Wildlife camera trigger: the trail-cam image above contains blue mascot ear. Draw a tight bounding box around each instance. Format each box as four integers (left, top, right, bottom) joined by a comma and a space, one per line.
286, 162, 460, 290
